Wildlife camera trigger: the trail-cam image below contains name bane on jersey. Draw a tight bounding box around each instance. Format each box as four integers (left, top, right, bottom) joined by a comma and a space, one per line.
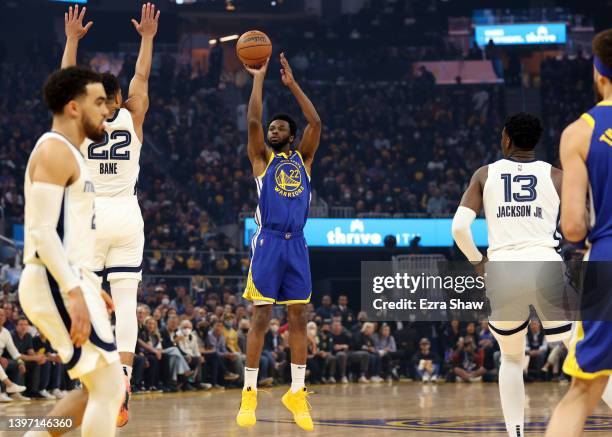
100, 162, 118, 175
497, 205, 543, 219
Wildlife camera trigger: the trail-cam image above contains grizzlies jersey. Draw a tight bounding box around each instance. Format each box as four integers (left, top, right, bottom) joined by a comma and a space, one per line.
254, 150, 311, 233
24, 132, 96, 269
483, 158, 560, 255
80, 108, 141, 197
582, 102, 612, 248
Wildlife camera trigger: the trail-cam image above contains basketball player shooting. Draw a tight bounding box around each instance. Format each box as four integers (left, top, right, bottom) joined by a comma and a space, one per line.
546, 29, 612, 437
236, 53, 321, 431
61, 3, 160, 427
19, 66, 124, 437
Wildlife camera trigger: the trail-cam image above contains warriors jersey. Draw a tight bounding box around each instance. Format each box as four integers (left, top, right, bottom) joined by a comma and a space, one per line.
80, 108, 141, 197
254, 150, 311, 233
582, 101, 612, 251
483, 158, 560, 256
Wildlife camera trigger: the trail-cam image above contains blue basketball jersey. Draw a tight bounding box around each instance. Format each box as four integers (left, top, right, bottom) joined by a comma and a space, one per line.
254, 150, 311, 233
583, 102, 612, 246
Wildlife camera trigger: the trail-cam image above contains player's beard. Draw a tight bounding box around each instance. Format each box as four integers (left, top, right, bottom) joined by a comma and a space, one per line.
268, 136, 290, 152
84, 115, 106, 142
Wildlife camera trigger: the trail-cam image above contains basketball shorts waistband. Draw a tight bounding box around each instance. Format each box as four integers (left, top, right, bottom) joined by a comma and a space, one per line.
259, 227, 304, 240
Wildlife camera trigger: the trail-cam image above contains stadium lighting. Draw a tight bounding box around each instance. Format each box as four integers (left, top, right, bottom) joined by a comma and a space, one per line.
220, 34, 239, 42
209, 39, 218, 45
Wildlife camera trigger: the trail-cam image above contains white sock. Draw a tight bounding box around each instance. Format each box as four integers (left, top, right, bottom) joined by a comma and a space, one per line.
499, 353, 525, 437
244, 367, 258, 390
123, 365, 133, 383
290, 363, 306, 393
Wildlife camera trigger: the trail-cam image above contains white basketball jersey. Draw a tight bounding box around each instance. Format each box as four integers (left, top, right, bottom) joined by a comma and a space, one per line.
483, 158, 560, 255
80, 108, 142, 197
24, 132, 96, 269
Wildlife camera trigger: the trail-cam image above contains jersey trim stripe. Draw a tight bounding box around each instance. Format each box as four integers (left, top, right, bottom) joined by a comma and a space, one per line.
45, 269, 82, 370
581, 113, 595, 128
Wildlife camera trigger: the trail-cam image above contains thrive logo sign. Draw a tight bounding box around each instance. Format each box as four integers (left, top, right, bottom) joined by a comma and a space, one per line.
326, 220, 383, 246
526, 26, 557, 43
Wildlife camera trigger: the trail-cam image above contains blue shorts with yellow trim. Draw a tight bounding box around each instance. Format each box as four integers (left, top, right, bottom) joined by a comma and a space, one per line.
563, 239, 612, 379
243, 228, 312, 305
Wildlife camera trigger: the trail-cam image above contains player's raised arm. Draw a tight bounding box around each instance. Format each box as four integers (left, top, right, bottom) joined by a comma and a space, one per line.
61, 5, 93, 68
451, 165, 488, 263
125, 2, 160, 142
280, 52, 321, 172
559, 118, 592, 242
244, 59, 271, 176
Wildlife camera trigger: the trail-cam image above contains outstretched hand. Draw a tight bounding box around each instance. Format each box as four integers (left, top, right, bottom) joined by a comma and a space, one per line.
64, 5, 93, 40
244, 58, 269, 78
280, 52, 295, 86
132, 3, 160, 38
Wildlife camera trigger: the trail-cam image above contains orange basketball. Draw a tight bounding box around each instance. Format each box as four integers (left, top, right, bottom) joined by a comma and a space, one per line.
236, 30, 272, 67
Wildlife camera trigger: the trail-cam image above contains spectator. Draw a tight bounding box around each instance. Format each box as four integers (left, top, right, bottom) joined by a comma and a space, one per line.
374, 323, 399, 381
12, 317, 47, 399
160, 314, 193, 391
208, 321, 243, 384
394, 322, 419, 378
263, 318, 288, 379
316, 294, 335, 320
32, 331, 65, 399
451, 336, 487, 382
0, 256, 21, 292
137, 316, 164, 391
0, 311, 26, 402
411, 338, 441, 382
350, 323, 373, 383
330, 320, 351, 384
306, 322, 321, 384
336, 294, 354, 328
176, 320, 211, 390
316, 321, 337, 383
525, 320, 548, 381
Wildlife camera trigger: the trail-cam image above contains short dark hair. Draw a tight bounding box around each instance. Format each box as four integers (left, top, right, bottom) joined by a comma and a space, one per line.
43, 67, 103, 114
593, 29, 612, 71
100, 72, 121, 99
268, 113, 297, 137
503, 112, 543, 150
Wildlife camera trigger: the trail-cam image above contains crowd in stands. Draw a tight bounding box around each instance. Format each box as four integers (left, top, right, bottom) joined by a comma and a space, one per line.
1, 289, 569, 401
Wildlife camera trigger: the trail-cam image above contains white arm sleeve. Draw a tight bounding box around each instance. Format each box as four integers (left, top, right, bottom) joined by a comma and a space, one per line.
29, 182, 80, 295
451, 206, 483, 263
1, 329, 22, 360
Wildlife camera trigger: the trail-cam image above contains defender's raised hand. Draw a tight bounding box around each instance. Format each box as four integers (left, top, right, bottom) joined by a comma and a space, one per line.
64, 4, 93, 41
131, 3, 160, 38
245, 58, 270, 79
280, 52, 295, 86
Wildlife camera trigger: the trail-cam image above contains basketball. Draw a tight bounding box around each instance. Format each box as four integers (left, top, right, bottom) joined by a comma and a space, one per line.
236, 30, 272, 67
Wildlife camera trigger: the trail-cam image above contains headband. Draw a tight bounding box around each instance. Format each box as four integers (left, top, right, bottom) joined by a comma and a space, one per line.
594, 55, 612, 79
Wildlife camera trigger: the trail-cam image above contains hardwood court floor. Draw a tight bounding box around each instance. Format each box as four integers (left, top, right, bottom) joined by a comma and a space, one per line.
4, 381, 612, 436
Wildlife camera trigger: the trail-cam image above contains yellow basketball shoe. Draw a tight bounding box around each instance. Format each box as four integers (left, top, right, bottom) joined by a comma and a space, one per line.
281, 387, 314, 431
236, 387, 257, 427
